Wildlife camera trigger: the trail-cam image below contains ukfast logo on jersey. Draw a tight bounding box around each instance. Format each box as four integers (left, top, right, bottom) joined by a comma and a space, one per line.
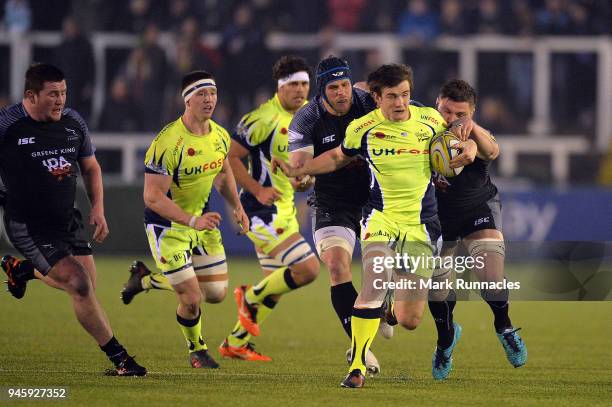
353, 119, 376, 133
371, 148, 429, 156
184, 158, 224, 175
42, 156, 72, 181
17, 137, 35, 145
322, 134, 335, 144
420, 115, 440, 126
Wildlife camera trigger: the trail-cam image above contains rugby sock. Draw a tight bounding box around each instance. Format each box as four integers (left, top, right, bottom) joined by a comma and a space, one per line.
177, 309, 207, 353
228, 296, 278, 347
428, 289, 457, 349
487, 300, 513, 333
141, 274, 173, 291
482, 288, 513, 333
100, 336, 128, 367
331, 282, 358, 339
246, 268, 297, 304
348, 307, 381, 373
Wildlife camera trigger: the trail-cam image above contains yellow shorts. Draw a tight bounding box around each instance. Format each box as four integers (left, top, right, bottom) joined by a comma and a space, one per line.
246, 213, 300, 254
360, 208, 441, 278
145, 223, 225, 273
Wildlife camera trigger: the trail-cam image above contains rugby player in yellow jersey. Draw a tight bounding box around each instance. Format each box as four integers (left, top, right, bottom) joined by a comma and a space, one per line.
274, 64, 477, 388
218, 56, 320, 362
139, 71, 249, 368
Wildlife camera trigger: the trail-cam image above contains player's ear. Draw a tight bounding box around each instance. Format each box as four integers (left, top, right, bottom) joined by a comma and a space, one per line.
24, 89, 36, 104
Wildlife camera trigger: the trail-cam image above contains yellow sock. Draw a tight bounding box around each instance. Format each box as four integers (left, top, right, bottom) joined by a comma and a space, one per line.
177, 310, 207, 353
142, 274, 173, 291
246, 268, 296, 304
348, 309, 381, 373
228, 298, 277, 347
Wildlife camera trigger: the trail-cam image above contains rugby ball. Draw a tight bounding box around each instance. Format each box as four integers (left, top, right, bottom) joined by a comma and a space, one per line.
429, 131, 464, 177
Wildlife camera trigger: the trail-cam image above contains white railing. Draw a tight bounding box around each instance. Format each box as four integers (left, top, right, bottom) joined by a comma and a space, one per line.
0, 32, 610, 152
91, 133, 588, 186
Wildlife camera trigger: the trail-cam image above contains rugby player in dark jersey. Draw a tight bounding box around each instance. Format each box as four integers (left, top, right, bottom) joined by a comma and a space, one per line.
288, 56, 387, 374
428, 79, 527, 380
0, 64, 146, 376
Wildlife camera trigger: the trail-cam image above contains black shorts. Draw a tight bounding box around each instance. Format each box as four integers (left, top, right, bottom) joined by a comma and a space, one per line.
3, 208, 92, 275
311, 205, 361, 235
440, 194, 502, 242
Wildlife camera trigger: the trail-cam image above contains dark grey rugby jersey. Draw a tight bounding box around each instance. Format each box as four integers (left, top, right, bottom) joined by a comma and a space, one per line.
288, 87, 375, 209
0, 103, 95, 229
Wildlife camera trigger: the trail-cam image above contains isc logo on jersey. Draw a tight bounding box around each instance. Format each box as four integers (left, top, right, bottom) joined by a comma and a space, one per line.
429, 131, 463, 177
17, 137, 35, 145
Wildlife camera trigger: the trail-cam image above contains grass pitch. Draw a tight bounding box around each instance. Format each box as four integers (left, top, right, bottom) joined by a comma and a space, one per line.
0, 256, 610, 406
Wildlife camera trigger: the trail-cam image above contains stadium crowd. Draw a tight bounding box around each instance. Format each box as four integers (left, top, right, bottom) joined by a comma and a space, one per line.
0, 0, 608, 140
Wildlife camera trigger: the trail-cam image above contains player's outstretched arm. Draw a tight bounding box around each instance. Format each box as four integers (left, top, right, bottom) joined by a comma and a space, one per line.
79, 155, 109, 243
469, 124, 499, 161
273, 145, 351, 177
228, 140, 281, 206
289, 150, 315, 192
143, 173, 221, 231
214, 159, 249, 234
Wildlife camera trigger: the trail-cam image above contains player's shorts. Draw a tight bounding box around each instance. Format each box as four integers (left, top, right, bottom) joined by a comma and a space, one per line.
145, 223, 225, 276
440, 193, 502, 242
311, 205, 361, 256
3, 208, 92, 275
360, 207, 441, 278
245, 211, 300, 254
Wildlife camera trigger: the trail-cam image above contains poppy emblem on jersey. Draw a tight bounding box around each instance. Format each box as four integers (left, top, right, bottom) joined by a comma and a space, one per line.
280, 127, 288, 135
364, 233, 371, 240
187, 148, 195, 156
374, 132, 386, 139
276, 228, 284, 235
160, 256, 167, 264
50, 167, 71, 181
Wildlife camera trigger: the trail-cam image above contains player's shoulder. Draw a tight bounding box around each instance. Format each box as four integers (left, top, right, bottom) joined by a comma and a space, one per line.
347, 109, 381, 136
352, 87, 376, 113
210, 119, 230, 141
62, 107, 90, 134
151, 118, 183, 146
290, 96, 321, 129
0, 103, 27, 137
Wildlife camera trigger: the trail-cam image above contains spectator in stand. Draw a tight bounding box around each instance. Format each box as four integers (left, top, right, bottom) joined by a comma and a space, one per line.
53, 15, 95, 121
99, 76, 140, 132
439, 0, 466, 36
397, 0, 439, 44
535, 0, 571, 35
327, 0, 367, 32
358, 0, 402, 32
219, 2, 270, 117
471, 0, 510, 34
3, 0, 31, 34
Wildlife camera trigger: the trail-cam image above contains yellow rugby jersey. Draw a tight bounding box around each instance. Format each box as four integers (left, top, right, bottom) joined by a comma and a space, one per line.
342, 105, 446, 225
144, 117, 230, 227
232, 94, 307, 217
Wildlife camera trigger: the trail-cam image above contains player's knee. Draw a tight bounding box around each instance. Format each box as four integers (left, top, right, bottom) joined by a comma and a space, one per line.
324, 257, 350, 281
201, 282, 227, 303
301, 258, 320, 283
67, 268, 92, 298
397, 314, 422, 331
179, 289, 202, 308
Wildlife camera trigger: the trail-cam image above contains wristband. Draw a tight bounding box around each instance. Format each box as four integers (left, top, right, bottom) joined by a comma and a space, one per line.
188, 216, 197, 228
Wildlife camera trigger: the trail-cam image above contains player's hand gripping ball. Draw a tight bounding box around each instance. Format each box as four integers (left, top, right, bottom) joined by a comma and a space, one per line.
429, 131, 464, 177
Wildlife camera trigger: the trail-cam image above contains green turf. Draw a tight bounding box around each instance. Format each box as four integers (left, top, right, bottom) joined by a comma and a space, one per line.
0, 256, 610, 406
